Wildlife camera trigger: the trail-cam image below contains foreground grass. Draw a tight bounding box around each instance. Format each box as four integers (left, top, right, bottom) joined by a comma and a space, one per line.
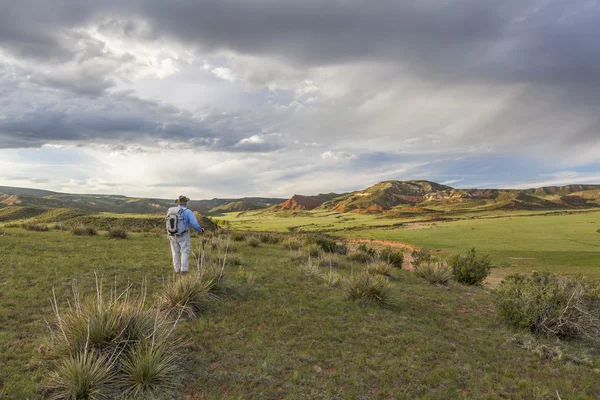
1, 229, 600, 398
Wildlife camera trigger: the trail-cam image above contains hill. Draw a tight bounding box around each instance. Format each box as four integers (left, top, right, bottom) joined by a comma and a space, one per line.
0, 186, 284, 215
312, 181, 600, 214
273, 193, 341, 211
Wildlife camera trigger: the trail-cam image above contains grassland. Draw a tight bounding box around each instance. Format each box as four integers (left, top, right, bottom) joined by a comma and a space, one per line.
218, 209, 600, 279
1, 227, 600, 399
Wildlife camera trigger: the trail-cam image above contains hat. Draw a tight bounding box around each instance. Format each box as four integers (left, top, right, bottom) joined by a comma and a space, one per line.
176, 195, 190, 204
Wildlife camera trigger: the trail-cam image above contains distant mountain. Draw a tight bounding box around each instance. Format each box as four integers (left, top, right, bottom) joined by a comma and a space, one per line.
273, 180, 600, 214
2, 181, 600, 219
273, 193, 341, 211
0, 186, 284, 215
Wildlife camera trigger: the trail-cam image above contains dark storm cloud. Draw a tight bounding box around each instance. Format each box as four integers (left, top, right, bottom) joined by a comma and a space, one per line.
1, 0, 600, 151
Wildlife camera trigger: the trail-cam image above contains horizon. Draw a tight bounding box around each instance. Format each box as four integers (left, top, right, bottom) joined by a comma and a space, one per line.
2, 1, 600, 197
3, 178, 600, 202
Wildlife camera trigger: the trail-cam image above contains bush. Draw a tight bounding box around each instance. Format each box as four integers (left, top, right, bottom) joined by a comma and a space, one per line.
448, 248, 491, 285
315, 236, 348, 255
379, 247, 404, 269
231, 232, 246, 242
305, 244, 322, 258
107, 227, 128, 240
23, 223, 49, 232
344, 273, 394, 308
281, 237, 303, 251
71, 225, 98, 236
366, 261, 393, 278
493, 272, 600, 341
410, 248, 431, 268
348, 250, 374, 264
48, 280, 180, 399
357, 243, 377, 257
414, 262, 453, 286
259, 233, 280, 244
51, 223, 69, 231
246, 236, 260, 247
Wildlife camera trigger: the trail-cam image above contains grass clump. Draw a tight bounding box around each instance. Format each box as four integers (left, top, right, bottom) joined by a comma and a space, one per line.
246, 236, 260, 247
493, 272, 600, 342
48, 349, 113, 400
71, 225, 98, 236
448, 247, 492, 285
119, 341, 179, 399
259, 233, 280, 244
344, 272, 394, 308
157, 273, 217, 318
231, 232, 246, 242
48, 279, 180, 400
379, 247, 404, 269
366, 261, 393, 278
281, 236, 303, 251
414, 262, 453, 286
23, 223, 50, 232
107, 227, 128, 240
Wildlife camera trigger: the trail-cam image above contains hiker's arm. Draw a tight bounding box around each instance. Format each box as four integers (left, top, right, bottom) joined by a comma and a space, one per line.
185, 209, 204, 232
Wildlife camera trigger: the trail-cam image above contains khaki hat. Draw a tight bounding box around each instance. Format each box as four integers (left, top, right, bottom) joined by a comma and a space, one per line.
176, 195, 190, 204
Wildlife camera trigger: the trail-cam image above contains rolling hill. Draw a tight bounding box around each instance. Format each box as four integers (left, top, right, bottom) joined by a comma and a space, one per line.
275, 180, 600, 214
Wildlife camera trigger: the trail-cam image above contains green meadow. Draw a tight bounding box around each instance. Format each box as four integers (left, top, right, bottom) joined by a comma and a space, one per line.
218, 209, 600, 279
0, 226, 600, 399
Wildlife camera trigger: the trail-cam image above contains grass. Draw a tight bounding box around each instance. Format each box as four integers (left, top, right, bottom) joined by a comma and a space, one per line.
343, 210, 600, 279
1, 227, 600, 398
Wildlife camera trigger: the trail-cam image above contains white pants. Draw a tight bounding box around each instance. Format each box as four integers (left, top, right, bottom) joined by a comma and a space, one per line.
168, 232, 191, 272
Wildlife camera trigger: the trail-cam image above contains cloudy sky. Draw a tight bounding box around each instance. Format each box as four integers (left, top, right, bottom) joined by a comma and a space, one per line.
1, 0, 599, 199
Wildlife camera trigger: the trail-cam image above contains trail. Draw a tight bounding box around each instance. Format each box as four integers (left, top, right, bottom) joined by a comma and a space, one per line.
346, 238, 418, 270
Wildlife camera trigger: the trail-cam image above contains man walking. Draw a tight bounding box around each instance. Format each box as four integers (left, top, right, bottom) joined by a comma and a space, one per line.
166, 195, 205, 274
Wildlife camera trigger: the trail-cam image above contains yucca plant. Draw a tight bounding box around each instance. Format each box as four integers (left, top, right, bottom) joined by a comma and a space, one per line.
344, 272, 395, 308
414, 262, 453, 286
157, 273, 217, 318
366, 261, 393, 278
48, 348, 114, 400
119, 341, 179, 399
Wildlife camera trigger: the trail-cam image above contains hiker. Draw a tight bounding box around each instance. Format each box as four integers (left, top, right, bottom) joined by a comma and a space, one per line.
166, 195, 205, 274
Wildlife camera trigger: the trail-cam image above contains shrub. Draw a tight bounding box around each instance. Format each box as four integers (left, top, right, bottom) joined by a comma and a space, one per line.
348, 251, 374, 264
231, 232, 246, 242
493, 272, 600, 341
259, 233, 280, 244
448, 248, 491, 285
344, 273, 394, 308
305, 244, 322, 258
246, 236, 260, 247
158, 273, 218, 318
414, 262, 453, 286
410, 248, 431, 268
281, 237, 303, 251
119, 341, 179, 399
597, 229, 600, 234
379, 247, 404, 269
366, 261, 393, 278
51, 223, 69, 231
319, 254, 351, 270
48, 349, 113, 400
357, 243, 377, 257
315, 236, 348, 255
48, 279, 180, 399
107, 227, 128, 240
23, 223, 49, 232
71, 225, 98, 236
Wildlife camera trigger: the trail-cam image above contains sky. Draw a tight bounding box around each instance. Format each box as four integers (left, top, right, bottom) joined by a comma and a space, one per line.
1, 0, 600, 199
